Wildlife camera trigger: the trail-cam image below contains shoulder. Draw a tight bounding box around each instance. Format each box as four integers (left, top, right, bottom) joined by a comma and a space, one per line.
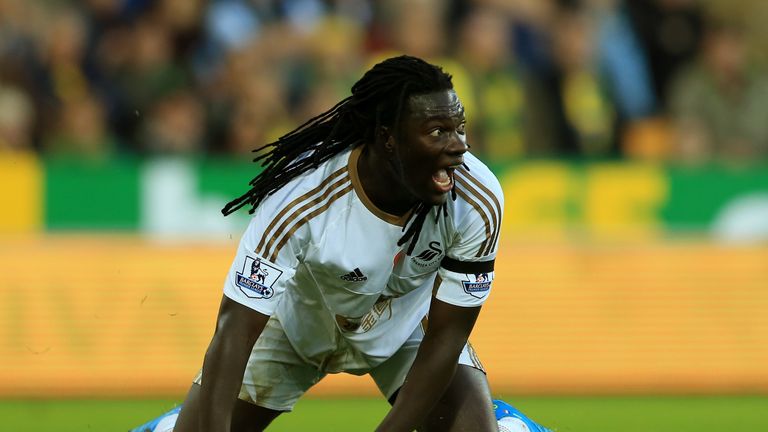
444, 153, 503, 259
462, 153, 502, 191
452, 152, 504, 221
244, 149, 354, 260
257, 148, 354, 215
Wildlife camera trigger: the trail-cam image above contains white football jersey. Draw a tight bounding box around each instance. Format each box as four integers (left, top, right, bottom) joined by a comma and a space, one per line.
223, 146, 503, 370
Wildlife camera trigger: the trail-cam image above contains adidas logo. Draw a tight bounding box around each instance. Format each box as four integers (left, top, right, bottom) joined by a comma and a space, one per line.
340, 268, 368, 282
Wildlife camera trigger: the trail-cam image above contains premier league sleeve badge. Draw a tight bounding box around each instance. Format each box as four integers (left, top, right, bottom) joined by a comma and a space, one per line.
235, 255, 284, 299
461, 272, 493, 299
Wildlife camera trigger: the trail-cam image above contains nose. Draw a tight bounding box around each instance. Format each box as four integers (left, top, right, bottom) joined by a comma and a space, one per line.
446, 131, 469, 157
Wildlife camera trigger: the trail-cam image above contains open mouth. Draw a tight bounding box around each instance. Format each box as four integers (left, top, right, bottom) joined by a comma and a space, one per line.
432, 164, 461, 193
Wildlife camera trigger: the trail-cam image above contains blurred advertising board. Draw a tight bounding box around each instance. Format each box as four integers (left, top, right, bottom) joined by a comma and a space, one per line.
0, 236, 766, 396
1, 154, 767, 396
2, 155, 768, 242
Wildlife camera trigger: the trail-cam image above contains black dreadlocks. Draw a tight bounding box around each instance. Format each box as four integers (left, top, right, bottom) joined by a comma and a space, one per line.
222, 55, 455, 254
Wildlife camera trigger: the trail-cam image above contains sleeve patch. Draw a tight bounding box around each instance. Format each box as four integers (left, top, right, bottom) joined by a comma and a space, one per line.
461, 272, 493, 298
235, 255, 284, 299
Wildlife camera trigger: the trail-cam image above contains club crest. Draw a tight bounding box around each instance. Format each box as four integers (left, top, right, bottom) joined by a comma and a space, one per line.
235, 255, 283, 299
412, 241, 443, 268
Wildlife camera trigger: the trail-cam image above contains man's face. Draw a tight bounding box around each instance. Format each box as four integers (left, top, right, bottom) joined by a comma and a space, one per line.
387, 89, 468, 206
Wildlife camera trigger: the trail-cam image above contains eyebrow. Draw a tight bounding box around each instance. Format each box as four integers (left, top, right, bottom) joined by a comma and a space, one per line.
420, 106, 465, 120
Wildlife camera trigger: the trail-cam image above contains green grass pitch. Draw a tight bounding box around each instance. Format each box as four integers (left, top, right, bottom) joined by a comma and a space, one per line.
1, 395, 766, 431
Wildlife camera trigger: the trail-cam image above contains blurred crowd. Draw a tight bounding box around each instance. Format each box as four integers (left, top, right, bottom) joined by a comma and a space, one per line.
1, 0, 768, 164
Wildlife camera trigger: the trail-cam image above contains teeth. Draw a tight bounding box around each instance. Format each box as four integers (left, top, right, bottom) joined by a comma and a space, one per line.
433, 169, 451, 187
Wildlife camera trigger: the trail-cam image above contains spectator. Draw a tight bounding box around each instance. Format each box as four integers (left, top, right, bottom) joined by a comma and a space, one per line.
456, 6, 527, 161
222, 72, 291, 156
525, 2, 616, 157
595, 0, 656, 121
139, 89, 206, 154
1, 1, 81, 151
594, 0, 665, 160
626, 0, 704, 106
371, 0, 477, 147
669, 17, 768, 162
44, 91, 118, 160
7, 0, 767, 164
0, 84, 35, 152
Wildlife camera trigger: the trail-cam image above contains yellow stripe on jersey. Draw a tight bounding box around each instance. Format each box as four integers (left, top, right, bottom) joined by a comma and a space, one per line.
456, 168, 502, 254
256, 167, 348, 256
267, 182, 353, 262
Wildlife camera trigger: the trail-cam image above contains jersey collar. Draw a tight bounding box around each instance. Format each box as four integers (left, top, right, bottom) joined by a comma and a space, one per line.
348, 146, 411, 227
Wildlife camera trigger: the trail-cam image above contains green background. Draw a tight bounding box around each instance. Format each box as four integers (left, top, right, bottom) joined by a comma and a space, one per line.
39, 157, 768, 232
3, 396, 767, 432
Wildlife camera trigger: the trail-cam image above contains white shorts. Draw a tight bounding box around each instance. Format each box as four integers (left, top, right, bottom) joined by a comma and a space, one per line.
194, 315, 485, 411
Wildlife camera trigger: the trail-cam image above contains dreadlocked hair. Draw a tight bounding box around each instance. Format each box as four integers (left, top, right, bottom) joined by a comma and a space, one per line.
222, 55, 455, 254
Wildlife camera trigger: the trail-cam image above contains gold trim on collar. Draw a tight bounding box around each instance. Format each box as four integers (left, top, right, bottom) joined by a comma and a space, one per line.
348, 146, 410, 227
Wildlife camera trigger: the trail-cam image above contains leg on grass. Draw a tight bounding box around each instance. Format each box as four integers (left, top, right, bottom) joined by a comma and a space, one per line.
174, 383, 284, 432
387, 364, 496, 432
419, 364, 496, 432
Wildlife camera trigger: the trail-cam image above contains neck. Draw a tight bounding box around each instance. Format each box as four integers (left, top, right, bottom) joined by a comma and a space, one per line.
357, 144, 415, 216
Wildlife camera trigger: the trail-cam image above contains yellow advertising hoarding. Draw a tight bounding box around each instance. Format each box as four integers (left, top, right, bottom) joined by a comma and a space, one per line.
0, 236, 766, 396
0, 153, 42, 233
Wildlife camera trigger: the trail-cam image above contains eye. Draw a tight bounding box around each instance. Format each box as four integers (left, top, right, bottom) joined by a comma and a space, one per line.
428, 128, 442, 137
457, 122, 466, 135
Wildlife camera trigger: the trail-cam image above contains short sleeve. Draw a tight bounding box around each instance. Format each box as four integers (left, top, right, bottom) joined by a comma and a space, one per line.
435, 165, 503, 307
222, 192, 303, 316
222, 234, 294, 316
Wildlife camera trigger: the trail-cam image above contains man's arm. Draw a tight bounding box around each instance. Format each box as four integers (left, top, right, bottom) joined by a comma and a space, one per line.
199, 295, 269, 432
375, 295, 481, 432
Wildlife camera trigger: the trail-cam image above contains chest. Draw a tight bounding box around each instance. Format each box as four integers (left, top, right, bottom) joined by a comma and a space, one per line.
300, 204, 451, 316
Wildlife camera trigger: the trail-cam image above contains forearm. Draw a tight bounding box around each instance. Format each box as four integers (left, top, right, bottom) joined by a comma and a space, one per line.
376, 298, 482, 432
197, 296, 268, 432
198, 331, 255, 431
376, 339, 461, 432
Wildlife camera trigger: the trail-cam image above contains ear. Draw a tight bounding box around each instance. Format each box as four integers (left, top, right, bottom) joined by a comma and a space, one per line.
377, 126, 396, 153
